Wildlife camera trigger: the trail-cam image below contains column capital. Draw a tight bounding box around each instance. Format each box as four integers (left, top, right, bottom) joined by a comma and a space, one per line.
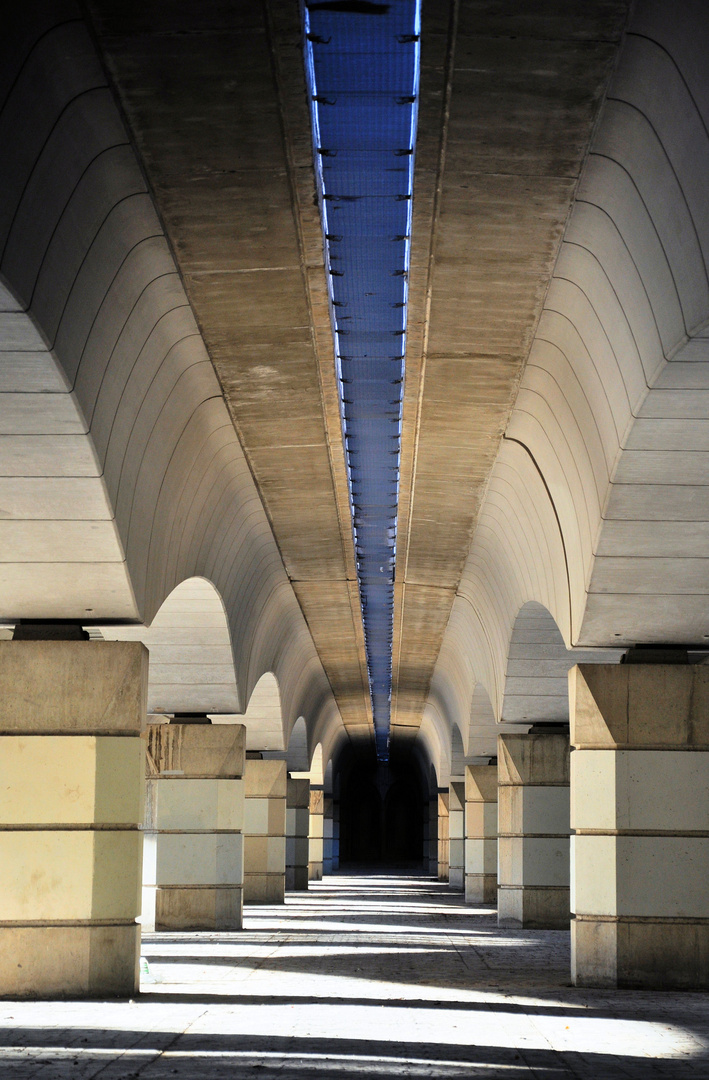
465, 763, 497, 802
147, 722, 245, 778
498, 731, 569, 786
571, 663, 709, 749
0, 640, 147, 734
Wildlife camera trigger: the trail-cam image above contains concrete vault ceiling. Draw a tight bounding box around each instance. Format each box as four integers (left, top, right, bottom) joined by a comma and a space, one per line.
86, 0, 629, 748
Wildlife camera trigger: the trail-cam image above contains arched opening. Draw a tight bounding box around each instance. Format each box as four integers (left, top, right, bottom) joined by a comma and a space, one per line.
310, 742, 324, 786
287, 716, 309, 773
468, 682, 498, 757
0, 289, 138, 623
450, 723, 465, 780
238, 672, 284, 752
100, 576, 240, 716
501, 601, 619, 727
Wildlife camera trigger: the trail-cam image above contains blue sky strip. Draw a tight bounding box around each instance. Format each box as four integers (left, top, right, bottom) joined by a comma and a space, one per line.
304, 0, 421, 759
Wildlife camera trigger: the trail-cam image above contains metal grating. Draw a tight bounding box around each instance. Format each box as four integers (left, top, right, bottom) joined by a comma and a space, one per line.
304, 0, 420, 759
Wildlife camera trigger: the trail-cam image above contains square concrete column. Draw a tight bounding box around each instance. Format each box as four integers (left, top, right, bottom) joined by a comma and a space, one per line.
427, 795, 438, 874
571, 663, 709, 989
323, 795, 334, 874
309, 786, 324, 880
0, 641, 146, 998
448, 781, 465, 890
498, 731, 570, 928
465, 765, 498, 903
286, 776, 310, 891
438, 790, 449, 881
332, 797, 340, 870
143, 723, 245, 931
243, 759, 287, 904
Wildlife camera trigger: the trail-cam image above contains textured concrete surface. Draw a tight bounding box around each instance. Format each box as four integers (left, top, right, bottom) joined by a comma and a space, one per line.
1, 875, 708, 1077
392, 0, 629, 738
86, 0, 373, 740
430, 1, 709, 754
0, 6, 345, 770
571, 665, 709, 988
83, 0, 630, 746
0, 641, 146, 998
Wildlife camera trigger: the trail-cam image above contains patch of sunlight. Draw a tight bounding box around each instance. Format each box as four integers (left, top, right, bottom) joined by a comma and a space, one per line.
273, 904, 493, 916
0, 1049, 157, 1059
265, 945, 437, 958
240, 921, 542, 945
178, 1002, 696, 1058
163, 1049, 531, 1071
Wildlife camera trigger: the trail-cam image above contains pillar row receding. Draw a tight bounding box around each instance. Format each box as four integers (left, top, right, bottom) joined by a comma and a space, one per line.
0, 641, 147, 998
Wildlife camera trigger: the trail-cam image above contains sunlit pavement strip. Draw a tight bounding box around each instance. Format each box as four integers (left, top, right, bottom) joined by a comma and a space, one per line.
2, 876, 709, 1078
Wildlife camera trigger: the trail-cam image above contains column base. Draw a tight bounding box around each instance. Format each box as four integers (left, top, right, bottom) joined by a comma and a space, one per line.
0, 923, 139, 999
465, 874, 497, 904
244, 875, 285, 905
155, 887, 243, 930
498, 885, 569, 929
449, 868, 464, 890
286, 867, 309, 891
572, 917, 709, 989
309, 863, 323, 881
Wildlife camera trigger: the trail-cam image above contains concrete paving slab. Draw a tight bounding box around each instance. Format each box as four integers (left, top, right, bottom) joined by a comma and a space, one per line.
0, 874, 708, 1077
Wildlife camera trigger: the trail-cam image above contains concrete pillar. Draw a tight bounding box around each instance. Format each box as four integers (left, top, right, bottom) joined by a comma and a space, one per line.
422, 800, 430, 870
498, 730, 570, 928
570, 663, 709, 989
465, 764, 497, 903
427, 795, 438, 874
332, 796, 340, 870
143, 722, 245, 931
286, 776, 310, 891
0, 641, 146, 998
243, 759, 287, 904
448, 780, 465, 890
323, 794, 334, 874
438, 789, 449, 881
309, 786, 324, 880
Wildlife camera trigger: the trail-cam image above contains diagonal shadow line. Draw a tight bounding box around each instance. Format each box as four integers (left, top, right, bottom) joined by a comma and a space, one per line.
135, 989, 707, 1025
0, 1028, 706, 1078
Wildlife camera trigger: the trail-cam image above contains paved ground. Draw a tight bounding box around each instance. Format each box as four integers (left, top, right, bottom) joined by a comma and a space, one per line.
2, 874, 709, 1078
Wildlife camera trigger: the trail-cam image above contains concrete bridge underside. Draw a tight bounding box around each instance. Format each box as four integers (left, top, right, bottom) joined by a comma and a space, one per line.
79, 0, 637, 751
1, 0, 709, 1004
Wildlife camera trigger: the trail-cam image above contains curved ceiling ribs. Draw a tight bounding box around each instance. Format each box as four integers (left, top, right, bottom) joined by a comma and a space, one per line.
1, 0, 706, 777
393, 0, 628, 742
84, 0, 375, 747
428, 1, 709, 751
0, 6, 345, 754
